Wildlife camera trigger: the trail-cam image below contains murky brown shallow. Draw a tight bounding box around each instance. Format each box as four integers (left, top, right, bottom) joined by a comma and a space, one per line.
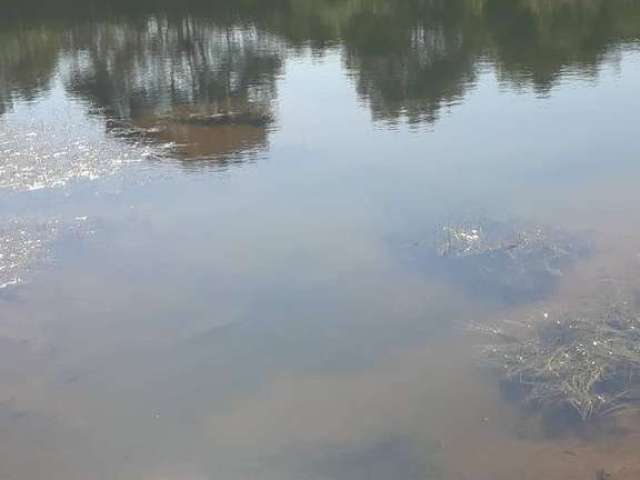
2, 0, 640, 479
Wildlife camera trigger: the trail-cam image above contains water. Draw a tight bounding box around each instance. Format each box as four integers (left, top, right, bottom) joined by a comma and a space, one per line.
2, 0, 640, 478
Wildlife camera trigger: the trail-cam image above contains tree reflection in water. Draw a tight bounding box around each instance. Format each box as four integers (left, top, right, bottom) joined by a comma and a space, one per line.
1, 0, 639, 156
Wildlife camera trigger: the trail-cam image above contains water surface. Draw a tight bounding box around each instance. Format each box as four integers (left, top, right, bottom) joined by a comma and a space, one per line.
2, 1, 640, 479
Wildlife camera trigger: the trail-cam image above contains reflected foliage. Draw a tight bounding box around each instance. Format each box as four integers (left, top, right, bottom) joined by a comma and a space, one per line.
1, 0, 639, 134
0, 26, 61, 114
341, 0, 485, 124
64, 18, 283, 120
64, 18, 284, 160
485, 0, 640, 91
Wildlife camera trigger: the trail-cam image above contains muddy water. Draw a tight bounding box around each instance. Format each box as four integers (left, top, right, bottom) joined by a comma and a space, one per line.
2, 1, 640, 479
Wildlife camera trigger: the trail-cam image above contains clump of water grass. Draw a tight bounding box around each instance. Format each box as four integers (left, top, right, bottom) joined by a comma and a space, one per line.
480, 294, 640, 420
424, 219, 591, 304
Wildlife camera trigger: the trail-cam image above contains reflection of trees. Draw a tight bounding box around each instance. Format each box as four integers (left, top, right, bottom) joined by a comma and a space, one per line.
334, 0, 640, 122
1, 0, 640, 129
64, 18, 283, 120
193, 0, 640, 124
1, 3, 286, 160
0, 26, 61, 115
341, 0, 486, 124
60, 18, 283, 160
485, 0, 640, 92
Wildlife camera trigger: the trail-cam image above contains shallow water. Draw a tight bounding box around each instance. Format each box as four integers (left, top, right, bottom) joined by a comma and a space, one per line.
2, 0, 640, 478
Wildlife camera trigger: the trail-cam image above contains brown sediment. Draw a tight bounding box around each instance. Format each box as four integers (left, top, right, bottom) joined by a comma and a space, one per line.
439, 413, 640, 480
429, 344, 640, 480
201, 327, 640, 479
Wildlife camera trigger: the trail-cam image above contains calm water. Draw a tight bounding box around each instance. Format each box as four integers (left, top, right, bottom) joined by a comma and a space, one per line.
2, 1, 640, 478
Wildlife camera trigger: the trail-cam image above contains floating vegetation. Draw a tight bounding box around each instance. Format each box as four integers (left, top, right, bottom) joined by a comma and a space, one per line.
424, 219, 590, 303
480, 293, 640, 421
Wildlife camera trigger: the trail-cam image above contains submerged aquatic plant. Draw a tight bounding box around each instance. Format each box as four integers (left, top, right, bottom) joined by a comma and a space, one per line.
437, 221, 577, 266
481, 296, 640, 420
426, 219, 590, 303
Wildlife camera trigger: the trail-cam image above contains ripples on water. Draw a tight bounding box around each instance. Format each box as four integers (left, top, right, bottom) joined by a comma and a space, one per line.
0, 84, 165, 193
0, 216, 96, 290
2, 0, 640, 479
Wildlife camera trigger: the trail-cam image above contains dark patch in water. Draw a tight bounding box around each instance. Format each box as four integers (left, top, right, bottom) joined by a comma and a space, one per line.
309, 436, 439, 480
400, 219, 591, 305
